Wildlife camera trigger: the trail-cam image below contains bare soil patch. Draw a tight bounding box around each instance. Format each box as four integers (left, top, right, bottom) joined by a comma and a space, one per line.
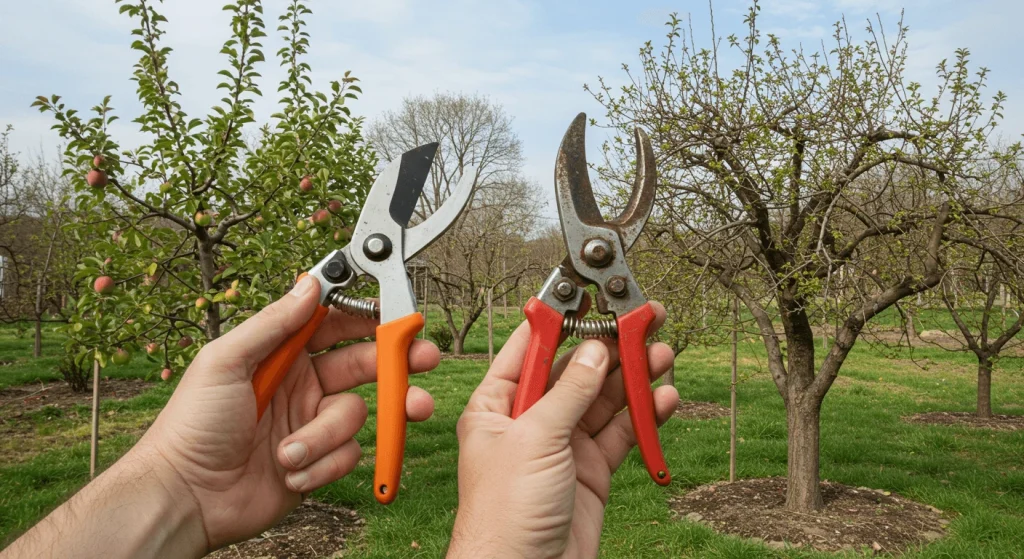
905, 411, 1024, 431
674, 400, 730, 421
669, 477, 949, 554
208, 500, 363, 558
439, 353, 490, 361
0, 378, 155, 415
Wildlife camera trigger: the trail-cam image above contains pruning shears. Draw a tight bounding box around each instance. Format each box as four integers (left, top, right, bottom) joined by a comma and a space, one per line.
251, 143, 476, 504
511, 113, 670, 485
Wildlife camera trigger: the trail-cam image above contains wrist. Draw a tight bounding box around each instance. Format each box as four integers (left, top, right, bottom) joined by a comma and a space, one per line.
108, 443, 209, 557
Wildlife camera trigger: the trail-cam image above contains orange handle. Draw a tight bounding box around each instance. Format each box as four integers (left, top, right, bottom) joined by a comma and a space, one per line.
373, 312, 424, 504
252, 304, 330, 420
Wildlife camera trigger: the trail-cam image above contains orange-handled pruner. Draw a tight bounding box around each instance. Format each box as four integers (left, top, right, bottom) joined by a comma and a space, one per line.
511, 113, 670, 486
251, 143, 477, 504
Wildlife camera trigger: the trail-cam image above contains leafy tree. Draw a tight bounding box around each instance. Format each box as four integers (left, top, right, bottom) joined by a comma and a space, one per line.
33, 0, 376, 373
591, 2, 1024, 510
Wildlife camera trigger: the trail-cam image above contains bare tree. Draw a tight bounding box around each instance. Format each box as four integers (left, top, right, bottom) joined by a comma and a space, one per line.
919, 247, 1024, 418
591, 4, 1024, 511
368, 93, 543, 353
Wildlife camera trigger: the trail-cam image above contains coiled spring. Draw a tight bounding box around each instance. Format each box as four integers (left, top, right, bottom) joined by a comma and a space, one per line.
562, 316, 617, 339
326, 291, 380, 319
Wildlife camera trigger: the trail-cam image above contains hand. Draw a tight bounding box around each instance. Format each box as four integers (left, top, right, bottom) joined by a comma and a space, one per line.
135, 276, 439, 551
448, 302, 679, 559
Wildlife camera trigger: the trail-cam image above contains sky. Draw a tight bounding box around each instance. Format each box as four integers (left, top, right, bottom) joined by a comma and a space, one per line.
2, 0, 1024, 223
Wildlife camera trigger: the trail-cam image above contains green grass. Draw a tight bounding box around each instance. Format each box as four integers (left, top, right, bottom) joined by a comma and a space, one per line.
2, 313, 1024, 557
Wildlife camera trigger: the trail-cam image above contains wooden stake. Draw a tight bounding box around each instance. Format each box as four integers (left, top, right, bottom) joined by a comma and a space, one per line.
422, 274, 429, 340
730, 297, 738, 483
90, 358, 101, 479
487, 287, 494, 364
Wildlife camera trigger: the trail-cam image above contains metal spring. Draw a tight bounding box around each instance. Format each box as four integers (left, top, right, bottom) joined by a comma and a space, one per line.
326, 291, 380, 319
562, 316, 617, 339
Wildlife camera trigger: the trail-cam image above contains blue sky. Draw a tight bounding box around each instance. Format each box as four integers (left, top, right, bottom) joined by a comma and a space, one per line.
2, 0, 1023, 222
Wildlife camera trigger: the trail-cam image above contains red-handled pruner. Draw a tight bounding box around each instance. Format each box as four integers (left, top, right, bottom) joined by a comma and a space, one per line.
250, 143, 477, 504
511, 112, 669, 485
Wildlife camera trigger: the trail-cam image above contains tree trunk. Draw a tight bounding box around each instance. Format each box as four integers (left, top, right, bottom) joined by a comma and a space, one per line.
453, 327, 469, 355
487, 288, 494, 364
977, 356, 993, 418
786, 398, 824, 511
90, 359, 101, 479
197, 243, 222, 339
34, 317, 42, 358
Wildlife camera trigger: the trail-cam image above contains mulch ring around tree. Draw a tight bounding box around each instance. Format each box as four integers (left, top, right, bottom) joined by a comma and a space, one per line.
669, 478, 950, 554
674, 400, 730, 421
904, 411, 1024, 431
0, 378, 155, 416
209, 500, 364, 559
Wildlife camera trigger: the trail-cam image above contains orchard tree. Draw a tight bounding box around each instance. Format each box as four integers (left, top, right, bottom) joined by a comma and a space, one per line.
919, 239, 1024, 418
34, 0, 375, 374
591, 2, 1024, 510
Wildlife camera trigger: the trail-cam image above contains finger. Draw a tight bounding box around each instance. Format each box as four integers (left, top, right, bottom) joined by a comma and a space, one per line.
406, 385, 435, 422
316, 384, 433, 423
594, 384, 679, 472
546, 300, 668, 389
578, 342, 675, 436
519, 340, 609, 438
284, 438, 362, 493
207, 275, 322, 369
311, 339, 440, 393
277, 392, 367, 471
306, 298, 382, 353
466, 294, 594, 415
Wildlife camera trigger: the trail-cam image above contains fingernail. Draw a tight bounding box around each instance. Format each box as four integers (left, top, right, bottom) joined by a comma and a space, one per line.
283, 441, 307, 467
289, 276, 314, 298
574, 341, 605, 370
286, 470, 309, 492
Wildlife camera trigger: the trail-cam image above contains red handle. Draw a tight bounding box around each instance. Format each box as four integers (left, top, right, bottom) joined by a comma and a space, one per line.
373, 312, 424, 504
511, 297, 565, 419
617, 303, 671, 485
251, 302, 330, 421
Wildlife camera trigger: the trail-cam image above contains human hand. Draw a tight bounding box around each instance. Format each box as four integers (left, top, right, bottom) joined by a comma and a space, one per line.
133, 276, 439, 551
448, 302, 679, 559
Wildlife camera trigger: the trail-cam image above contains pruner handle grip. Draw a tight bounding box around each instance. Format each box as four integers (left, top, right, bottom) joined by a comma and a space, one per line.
511, 297, 565, 419
251, 301, 330, 420
373, 312, 424, 504
617, 303, 671, 485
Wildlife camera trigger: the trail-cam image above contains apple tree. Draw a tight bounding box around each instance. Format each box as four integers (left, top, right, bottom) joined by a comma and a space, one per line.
34, 0, 375, 376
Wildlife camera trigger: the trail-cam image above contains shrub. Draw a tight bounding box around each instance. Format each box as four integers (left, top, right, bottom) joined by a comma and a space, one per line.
429, 324, 454, 353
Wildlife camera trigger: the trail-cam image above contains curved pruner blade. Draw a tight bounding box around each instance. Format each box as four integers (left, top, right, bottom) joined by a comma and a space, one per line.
402, 166, 478, 261
554, 113, 657, 252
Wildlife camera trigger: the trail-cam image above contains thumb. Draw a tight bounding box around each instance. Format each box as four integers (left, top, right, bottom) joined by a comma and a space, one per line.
520, 340, 608, 436
212, 275, 322, 367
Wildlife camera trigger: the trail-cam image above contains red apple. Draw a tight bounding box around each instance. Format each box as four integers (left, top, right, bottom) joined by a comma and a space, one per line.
224, 288, 241, 304
195, 297, 210, 311
111, 348, 131, 366
87, 169, 108, 188
311, 209, 331, 227
194, 211, 213, 227
328, 199, 343, 214
146, 342, 160, 355
254, 214, 265, 226
160, 368, 173, 382
126, 319, 134, 325
93, 154, 105, 168
296, 218, 309, 232
177, 336, 194, 349
93, 276, 114, 295
103, 257, 112, 266
299, 175, 313, 192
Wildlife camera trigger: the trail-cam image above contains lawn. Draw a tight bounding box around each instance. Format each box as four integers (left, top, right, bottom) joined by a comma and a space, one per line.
2, 308, 1023, 557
